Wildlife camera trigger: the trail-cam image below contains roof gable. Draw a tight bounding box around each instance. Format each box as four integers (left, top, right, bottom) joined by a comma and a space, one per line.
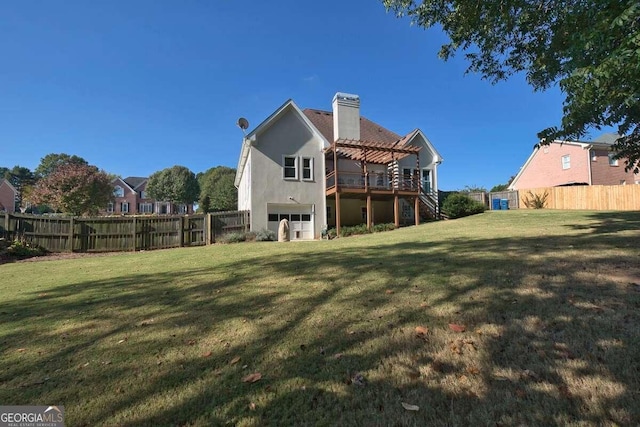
123, 176, 148, 190
112, 177, 135, 193
0, 178, 18, 194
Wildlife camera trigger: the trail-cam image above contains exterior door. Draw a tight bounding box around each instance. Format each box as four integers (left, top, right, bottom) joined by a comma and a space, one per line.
422, 169, 432, 193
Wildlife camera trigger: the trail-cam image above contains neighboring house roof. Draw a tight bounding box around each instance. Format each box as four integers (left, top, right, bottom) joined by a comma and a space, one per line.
592, 133, 620, 145
123, 176, 147, 190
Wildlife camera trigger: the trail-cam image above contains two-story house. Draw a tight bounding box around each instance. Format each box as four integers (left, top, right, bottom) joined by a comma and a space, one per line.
234, 92, 443, 240
509, 133, 640, 190
108, 177, 193, 215
0, 179, 17, 212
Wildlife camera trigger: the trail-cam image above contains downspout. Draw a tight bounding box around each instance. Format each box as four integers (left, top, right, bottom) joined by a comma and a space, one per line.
586, 144, 593, 185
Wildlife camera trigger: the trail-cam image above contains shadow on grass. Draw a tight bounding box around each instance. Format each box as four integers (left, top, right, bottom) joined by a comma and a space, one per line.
1, 212, 639, 425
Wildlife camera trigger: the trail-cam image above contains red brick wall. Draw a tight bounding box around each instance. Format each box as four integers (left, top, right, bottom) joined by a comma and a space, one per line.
0, 181, 16, 212
513, 143, 590, 190
589, 148, 638, 185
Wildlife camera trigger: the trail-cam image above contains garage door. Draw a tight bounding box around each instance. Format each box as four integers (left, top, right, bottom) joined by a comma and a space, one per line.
267, 204, 314, 240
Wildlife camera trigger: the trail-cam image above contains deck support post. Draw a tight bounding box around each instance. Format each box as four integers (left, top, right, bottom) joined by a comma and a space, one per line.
394, 194, 399, 228
335, 191, 341, 237
366, 194, 372, 231
414, 196, 420, 226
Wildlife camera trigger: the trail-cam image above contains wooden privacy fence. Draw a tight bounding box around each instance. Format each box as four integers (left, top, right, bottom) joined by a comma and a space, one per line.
0, 210, 249, 253
519, 185, 640, 210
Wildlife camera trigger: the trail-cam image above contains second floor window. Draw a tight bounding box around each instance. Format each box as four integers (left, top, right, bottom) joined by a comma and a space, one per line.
608, 153, 618, 166
140, 191, 147, 199
114, 185, 124, 197
283, 156, 298, 179
562, 155, 571, 170
302, 157, 313, 181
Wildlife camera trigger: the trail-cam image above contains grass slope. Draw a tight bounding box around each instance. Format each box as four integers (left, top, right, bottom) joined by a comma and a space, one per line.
1, 210, 639, 426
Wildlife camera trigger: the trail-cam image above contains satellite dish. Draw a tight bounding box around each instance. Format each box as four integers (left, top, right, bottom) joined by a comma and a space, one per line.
237, 117, 249, 132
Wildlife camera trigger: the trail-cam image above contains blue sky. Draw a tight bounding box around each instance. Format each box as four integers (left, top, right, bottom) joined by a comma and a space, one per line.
1, 0, 581, 190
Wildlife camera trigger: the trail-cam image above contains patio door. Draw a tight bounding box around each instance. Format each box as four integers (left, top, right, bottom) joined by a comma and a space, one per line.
422, 169, 432, 193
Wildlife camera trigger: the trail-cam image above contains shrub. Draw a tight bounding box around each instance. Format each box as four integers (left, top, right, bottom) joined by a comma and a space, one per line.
218, 232, 247, 244
6, 239, 47, 259
244, 231, 257, 242
339, 224, 370, 237
442, 193, 486, 219
372, 223, 396, 233
255, 228, 276, 242
523, 191, 549, 209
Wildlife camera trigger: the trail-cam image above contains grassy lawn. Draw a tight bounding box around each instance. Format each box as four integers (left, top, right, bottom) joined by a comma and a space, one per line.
1, 210, 639, 426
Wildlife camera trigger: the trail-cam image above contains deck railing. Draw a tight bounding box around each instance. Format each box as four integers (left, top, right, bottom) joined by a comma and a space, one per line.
326, 171, 420, 192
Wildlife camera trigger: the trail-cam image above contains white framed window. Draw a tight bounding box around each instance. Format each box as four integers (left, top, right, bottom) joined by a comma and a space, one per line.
561, 155, 571, 170
178, 204, 188, 214
114, 185, 124, 197
139, 203, 153, 213
302, 157, 314, 181
107, 202, 114, 213
140, 191, 147, 199
591, 151, 597, 161
283, 156, 298, 180
608, 153, 618, 166
120, 202, 129, 213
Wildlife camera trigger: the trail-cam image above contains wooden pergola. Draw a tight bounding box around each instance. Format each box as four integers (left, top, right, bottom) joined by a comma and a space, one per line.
324, 138, 422, 236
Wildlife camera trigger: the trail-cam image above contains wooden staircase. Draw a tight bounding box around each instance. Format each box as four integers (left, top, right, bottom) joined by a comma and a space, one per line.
418, 191, 448, 221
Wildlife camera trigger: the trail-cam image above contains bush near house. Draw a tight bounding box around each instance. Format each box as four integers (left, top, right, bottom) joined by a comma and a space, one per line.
442, 193, 486, 219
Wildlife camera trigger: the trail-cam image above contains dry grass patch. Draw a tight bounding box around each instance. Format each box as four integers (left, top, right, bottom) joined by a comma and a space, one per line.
0, 210, 639, 426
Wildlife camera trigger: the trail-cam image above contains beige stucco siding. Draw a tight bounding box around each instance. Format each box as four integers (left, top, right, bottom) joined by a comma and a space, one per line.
249, 108, 326, 238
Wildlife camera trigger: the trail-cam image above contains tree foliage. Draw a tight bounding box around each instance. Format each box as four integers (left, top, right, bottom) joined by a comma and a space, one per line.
197, 166, 237, 212
383, 0, 640, 172
146, 166, 200, 207
1, 166, 36, 210
35, 153, 88, 179
28, 163, 113, 216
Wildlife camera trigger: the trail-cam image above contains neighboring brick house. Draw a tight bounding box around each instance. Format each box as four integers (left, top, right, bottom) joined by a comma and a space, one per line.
509, 133, 640, 190
106, 177, 194, 215
0, 179, 17, 212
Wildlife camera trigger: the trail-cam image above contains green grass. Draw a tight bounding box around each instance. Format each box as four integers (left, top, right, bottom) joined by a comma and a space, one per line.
1, 210, 639, 426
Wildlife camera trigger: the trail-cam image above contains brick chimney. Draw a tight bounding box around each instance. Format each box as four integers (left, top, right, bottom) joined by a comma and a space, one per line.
332, 92, 360, 141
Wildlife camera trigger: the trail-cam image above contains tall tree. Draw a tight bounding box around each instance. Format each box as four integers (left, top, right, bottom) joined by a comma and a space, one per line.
28, 163, 113, 216
7, 166, 36, 209
383, 0, 640, 172
197, 166, 237, 212
35, 153, 88, 179
147, 166, 200, 211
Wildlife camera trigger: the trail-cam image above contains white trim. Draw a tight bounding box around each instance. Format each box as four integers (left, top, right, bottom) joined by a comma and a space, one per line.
562, 155, 571, 170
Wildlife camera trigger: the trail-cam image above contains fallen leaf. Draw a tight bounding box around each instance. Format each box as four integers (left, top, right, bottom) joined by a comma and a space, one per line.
351, 372, 366, 386
415, 326, 429, 336
385, 289, 394, 294
466, 366, 480, 375
449, 324, 466, 333
230, 356, 241, 365
419, 302, 429, 308
401, 402, 419, 411
242, 372, 262, 383
249, 402, 256, 411
407, 369, 420, 379
558, 384, 572, 398
17, 348, 26, 353
410, 289, 423, 293
117, 339, 126, 344
186, 339, 196, 346
203, 351, 212, 358
333, 353, 343, 359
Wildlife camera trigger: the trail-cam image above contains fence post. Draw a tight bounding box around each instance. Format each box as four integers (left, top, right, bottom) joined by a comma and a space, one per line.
3, 213, 9, 238
206, 213, 212, 245
132, 216, 137, 251
68, 217, 75, 252
179, 216, 185, 247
